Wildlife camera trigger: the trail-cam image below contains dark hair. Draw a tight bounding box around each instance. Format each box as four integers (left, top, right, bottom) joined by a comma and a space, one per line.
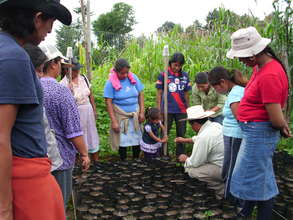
195, 72, 209, 84
114, 58, 130, 72
23, 44, 47, 69
145, 107, 160, 121
189, 117, 208, 125
208, 66, 247, 87
169, 52, 185, 66
43, 57, 61, 74
260, 46, 288, 76
0, 7, 54, 39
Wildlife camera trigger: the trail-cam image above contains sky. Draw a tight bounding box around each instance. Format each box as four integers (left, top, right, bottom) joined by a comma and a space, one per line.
46, 0, 274, 46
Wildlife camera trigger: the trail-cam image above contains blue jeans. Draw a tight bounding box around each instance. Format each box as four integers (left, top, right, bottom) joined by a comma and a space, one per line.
52, 168, 73, 208
222, 136, 242, 199
231, 122, 280, 201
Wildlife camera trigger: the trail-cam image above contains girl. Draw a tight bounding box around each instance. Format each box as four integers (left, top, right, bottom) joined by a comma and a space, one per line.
156, 52, 191, 156
208, 67, 246, 201
140, 107, 168, 161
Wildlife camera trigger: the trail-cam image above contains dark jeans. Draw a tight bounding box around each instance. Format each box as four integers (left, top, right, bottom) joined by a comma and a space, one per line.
222, 136, 242, 199
209, 115, 224, 124
238, 198, 274, 220
167, 113, 187, 156
52, 168, 73, 209
119, 146, 140, 160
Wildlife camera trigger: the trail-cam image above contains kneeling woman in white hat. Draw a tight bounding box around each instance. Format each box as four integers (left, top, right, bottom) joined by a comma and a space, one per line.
227, 27, 290, 219
176, 105, 224, 199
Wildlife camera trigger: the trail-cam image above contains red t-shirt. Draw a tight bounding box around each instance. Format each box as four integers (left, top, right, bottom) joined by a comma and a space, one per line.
238, 59, 288, 122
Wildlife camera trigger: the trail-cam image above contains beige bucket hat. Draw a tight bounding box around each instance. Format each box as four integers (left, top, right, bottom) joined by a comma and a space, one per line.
226, 26, 271, 59
181, 105, 215, 121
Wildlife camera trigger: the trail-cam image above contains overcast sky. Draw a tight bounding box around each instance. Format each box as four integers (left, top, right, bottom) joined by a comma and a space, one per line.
46, 0, 274, 45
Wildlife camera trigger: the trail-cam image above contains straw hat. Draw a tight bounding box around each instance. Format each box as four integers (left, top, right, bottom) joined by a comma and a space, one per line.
226, 26, 271, 59
181, 105, 215, 121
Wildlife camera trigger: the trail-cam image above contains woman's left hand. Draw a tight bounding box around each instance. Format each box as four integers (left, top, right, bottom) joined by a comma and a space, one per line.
280, 123, 293, 138
138, 112, 145, 123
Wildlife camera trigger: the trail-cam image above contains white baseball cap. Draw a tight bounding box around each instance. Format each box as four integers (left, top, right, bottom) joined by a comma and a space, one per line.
39, 44, 67, 62
226, 26, 271, 59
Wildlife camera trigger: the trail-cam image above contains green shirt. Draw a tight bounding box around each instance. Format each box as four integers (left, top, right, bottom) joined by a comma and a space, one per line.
192, 85, 226, 118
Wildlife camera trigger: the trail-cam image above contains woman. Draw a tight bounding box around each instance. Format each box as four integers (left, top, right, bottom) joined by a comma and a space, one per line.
227, 27, 290, 219
192, 72, 226, 124
0, 0, 71, 219
40, 44, 90, 208
156, 52, 191, 156
23, 43, 63, 172
104, 58, 145, 160
208, 67, 246, 200
60, 58, 100, 162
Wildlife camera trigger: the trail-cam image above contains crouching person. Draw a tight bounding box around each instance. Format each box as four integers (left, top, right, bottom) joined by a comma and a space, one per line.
176, 105, 224, 199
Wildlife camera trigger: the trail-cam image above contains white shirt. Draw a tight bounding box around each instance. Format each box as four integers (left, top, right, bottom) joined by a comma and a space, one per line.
185, 120, 224, 168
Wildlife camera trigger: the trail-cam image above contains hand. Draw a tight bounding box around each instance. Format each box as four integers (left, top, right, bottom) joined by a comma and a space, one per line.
161, 136, 168, 143
111, 121, 120, 133
280, 123, 293, 138
174, 137, 185, 143
178, 154, 188, 163
80, 155, 90, 171
138, 112, 145, 123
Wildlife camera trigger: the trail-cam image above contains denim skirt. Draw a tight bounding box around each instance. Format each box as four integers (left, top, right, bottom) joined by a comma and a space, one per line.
230, 122, 280, 201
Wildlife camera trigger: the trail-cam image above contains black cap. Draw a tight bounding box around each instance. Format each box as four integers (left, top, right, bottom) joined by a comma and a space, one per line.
72, 57, 84, 71
0, 0, 72, 25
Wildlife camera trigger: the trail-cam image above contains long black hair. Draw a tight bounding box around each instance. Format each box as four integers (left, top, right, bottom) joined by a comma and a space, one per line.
260, 46, 288, 76
208, 66, 247, 87
114, 58, 130, 72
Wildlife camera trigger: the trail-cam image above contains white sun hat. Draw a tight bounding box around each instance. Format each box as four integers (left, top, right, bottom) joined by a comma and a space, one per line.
226, 26, 271, 59
181, 105, 215, 121
39, 44, 67, 62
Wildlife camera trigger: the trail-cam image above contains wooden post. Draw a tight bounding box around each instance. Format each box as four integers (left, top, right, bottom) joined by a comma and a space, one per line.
80, 0, 92, 80
162, 45, 169, 156
66, 47, 73, 84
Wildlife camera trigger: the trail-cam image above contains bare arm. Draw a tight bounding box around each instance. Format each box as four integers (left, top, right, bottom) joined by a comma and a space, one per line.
89, 89, 97, 119
265, 103, 291, 138
69, 136, 90, 170
209, 106, 221, 113
174, 137, 194, 144
148, 130, 166, 143
105, 98, 120, 133
138, 92, 145, 123
0, 104, 18, 220
230, 102, 240, 119
156, 89, 163, 112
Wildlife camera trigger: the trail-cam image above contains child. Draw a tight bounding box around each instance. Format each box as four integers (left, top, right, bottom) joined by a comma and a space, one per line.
140, 107, 168, 161
156, 52, 191, 156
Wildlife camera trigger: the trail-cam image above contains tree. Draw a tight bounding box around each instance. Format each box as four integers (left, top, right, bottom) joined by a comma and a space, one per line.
157, 21, 183, 33
92, 2, 136, 48
56, 23, 82, 55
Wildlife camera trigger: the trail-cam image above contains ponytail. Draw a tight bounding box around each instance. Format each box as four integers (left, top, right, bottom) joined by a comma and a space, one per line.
208, 66, 247, 87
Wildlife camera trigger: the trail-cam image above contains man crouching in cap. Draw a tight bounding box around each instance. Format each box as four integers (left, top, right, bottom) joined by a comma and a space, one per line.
175, 105, 225, 200
0, 0, 71, 219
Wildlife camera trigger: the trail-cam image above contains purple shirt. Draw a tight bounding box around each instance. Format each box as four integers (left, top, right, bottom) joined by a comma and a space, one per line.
40, 77, 83, 170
